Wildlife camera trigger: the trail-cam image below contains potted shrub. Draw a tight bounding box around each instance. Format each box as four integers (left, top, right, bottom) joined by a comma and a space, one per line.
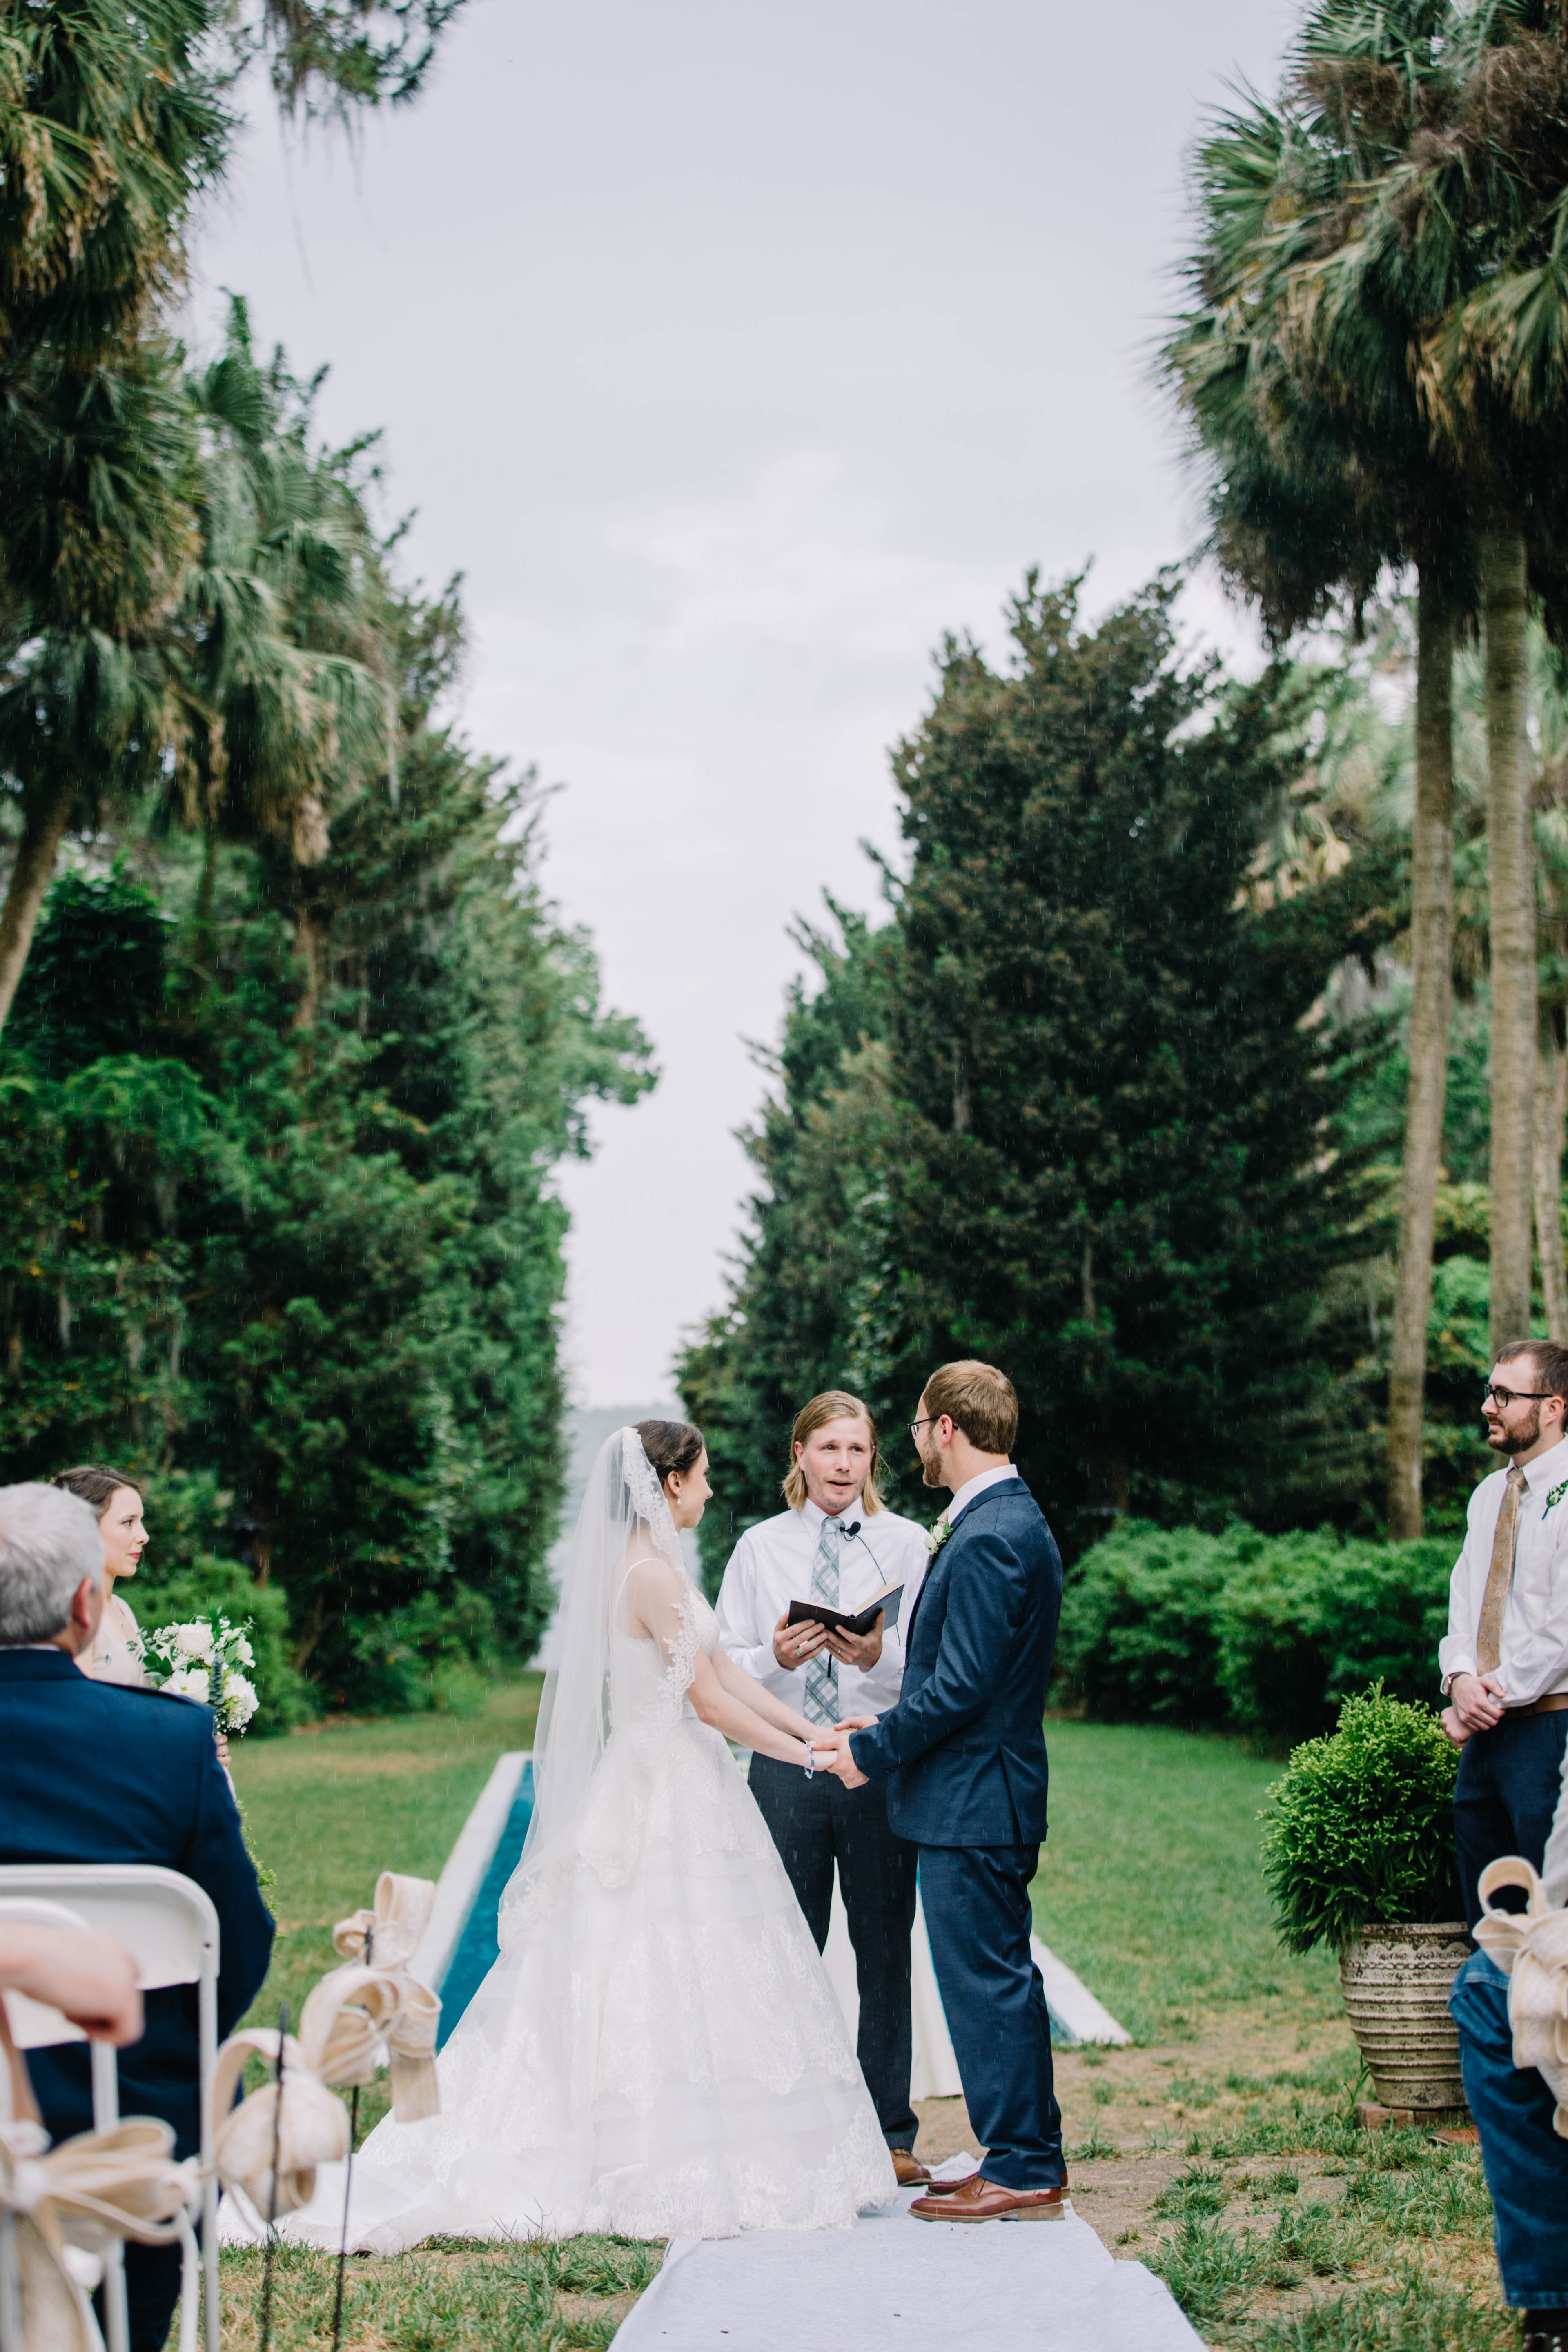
1261, 1685, 1468, 2117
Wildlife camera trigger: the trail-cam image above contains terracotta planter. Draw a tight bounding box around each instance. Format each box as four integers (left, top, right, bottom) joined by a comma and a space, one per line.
1339, 1921, 1470, 2116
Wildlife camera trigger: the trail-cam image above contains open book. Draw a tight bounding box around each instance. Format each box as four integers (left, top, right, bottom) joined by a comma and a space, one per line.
786, 1581, 904, 1640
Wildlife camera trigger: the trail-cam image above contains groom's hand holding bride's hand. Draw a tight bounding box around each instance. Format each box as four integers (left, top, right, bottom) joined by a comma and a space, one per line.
815, 1720, 872, 1788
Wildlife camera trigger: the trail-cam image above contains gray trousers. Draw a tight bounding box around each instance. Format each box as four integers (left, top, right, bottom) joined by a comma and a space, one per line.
748, 1752, 919, 2148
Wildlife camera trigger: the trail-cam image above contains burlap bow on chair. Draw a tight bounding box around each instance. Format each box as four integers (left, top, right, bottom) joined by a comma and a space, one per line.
331, 1873, 441, 2123
211, 1965, 402, 2221
1474, 1856, 1568, 2136
0, 2115, 200, 2352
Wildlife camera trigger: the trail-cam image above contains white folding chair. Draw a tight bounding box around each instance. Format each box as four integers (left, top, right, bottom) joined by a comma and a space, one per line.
0, 1866, 220, 2352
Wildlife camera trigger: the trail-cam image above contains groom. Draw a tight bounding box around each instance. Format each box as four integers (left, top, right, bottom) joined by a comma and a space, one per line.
818, 1359, 1066, 2221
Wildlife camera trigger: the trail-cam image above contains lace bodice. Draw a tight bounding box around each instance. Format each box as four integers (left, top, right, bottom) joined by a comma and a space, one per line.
614, 1559, 719, 1726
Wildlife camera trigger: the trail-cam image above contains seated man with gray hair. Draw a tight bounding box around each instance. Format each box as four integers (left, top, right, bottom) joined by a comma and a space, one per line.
0, 1481, 273, 2352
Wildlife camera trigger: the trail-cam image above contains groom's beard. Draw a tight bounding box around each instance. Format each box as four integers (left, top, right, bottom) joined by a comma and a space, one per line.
918, 1437, 943, 1488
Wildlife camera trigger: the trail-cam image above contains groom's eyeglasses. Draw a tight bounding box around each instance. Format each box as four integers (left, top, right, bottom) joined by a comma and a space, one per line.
1483, 1384, 1553, 1409
909, 1416, 941, 1441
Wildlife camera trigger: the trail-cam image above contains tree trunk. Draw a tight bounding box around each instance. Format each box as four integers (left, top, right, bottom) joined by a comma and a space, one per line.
1535, 1007, 1568, 1337
0, 773, 78, 1034
293, 900, 327, 1030
1482, 526, 1537, 1358
1386, 575, 1454, 1539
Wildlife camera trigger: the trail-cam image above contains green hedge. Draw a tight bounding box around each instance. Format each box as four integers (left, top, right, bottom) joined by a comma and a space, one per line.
1054, 1519, 1453, 1746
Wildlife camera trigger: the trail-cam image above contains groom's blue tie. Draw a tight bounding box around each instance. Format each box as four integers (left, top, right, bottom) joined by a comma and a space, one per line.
803, 1519, 840, 1726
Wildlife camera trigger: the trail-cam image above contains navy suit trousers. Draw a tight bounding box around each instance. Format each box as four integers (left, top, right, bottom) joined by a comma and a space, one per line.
1452, 1950, 1568, 2307
918, 1842, 1063, 2189
1453, 1713, 1568, 1929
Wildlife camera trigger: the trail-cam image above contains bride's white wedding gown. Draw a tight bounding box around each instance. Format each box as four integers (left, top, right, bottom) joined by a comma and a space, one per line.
284, 1569, 895, 2248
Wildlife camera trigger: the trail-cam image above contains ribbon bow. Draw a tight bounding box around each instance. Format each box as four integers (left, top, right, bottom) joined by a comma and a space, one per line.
332, 1872, 441, 2123
0, 2116, 200, 2352
1474, 1857, 1568, 2136
211, 1964, 401, 2220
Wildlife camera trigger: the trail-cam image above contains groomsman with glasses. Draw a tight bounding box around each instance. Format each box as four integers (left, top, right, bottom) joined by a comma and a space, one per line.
715, 1390, 931, 2185
1441, 1340, 1568, 1927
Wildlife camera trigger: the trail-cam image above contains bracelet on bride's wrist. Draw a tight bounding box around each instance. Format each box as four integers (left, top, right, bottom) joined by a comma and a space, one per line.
803, 1743, 815, 1778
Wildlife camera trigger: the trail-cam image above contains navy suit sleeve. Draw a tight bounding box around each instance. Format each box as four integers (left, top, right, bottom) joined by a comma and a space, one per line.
178, 1733, 274, 2037
849, 1524, 1027, 1780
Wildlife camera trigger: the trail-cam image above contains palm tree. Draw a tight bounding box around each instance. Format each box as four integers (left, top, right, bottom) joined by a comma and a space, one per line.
1164, 27, 1469, 1537
0, 0, 229, 379
0, 1, 467, 1037
0, 338, 197, 1029
163, 306, 391, 1023
1293, 3, 1568, 1355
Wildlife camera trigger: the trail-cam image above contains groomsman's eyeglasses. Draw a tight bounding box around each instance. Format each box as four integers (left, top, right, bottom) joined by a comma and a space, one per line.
1483, 1383, 1554, 1409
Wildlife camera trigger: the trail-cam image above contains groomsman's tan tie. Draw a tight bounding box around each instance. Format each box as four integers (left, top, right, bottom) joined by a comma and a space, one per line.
1477, 1463, 1528, 1676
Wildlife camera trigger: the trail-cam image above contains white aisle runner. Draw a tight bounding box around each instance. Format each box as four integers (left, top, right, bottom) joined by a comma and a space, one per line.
612, 2167, 1203, 2352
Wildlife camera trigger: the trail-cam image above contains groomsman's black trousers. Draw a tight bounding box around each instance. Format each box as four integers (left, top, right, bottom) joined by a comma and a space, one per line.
748, 1753, 919, 2149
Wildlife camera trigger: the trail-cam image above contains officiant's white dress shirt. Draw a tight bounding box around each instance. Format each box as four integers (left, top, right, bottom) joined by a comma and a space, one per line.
715, 1497, 931, 1716
1439, 1433, 1568, 1706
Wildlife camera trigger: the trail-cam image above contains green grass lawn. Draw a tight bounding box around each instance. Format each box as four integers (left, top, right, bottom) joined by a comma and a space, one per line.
216, 1690, 1498, 2352
1033, 1717, 1342, 2043
231, 1672, 543, 2031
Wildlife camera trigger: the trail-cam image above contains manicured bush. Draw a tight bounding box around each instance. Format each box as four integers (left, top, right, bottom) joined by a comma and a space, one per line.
1216, 1532, 1452, 1746
1260, 1687, 1461, 1951
1051, 1521, 1232, 1724
1056, 1519, 1453, 1748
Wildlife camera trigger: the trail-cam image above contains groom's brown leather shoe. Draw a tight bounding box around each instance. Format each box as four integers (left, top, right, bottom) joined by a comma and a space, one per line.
890, 2149, 931, 2187
910, 2176, 1069, 2223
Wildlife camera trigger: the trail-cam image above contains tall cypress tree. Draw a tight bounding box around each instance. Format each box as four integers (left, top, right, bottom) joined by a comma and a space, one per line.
871, 571, 1394, 1541
683, 570, 1399, 1561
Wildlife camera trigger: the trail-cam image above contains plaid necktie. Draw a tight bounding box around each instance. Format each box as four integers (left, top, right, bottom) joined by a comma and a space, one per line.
1477, 1463, 1529, 1675
803, 1519, 840, 1726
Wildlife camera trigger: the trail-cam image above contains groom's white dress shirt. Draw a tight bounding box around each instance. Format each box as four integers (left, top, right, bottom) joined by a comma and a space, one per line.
942, 1463, 1022, 1526
715, 1497, 931, 1716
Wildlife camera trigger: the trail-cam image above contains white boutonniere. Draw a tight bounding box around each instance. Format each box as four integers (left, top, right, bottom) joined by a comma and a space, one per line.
1548, 1479, 1568, 1512
926, 1516, 951, 1558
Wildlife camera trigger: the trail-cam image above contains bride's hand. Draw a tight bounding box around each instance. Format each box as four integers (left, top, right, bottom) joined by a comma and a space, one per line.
837, 1714, 875, 1733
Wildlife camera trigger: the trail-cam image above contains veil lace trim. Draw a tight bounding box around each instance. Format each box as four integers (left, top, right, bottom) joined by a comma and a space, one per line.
621, 1430, 686, 1578
620, 1430, 699, 1711
499, 1425, 702, 1926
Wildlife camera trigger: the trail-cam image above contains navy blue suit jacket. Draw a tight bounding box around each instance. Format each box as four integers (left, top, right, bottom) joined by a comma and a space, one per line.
848, 1476, 1062, 1847
0, 1647, 274, 2158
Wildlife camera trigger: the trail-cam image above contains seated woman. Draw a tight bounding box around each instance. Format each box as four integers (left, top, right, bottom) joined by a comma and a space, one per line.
53, 1463, 148, 1686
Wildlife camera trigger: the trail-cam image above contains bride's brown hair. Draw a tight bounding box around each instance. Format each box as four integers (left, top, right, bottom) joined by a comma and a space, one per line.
635, 1420, 704, 1493
54, 1463, 141, 1517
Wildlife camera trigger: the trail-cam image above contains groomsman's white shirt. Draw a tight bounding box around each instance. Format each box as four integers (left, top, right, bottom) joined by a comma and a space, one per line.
715, 1497, 932, 1716
1439, 1433, 1568, 1706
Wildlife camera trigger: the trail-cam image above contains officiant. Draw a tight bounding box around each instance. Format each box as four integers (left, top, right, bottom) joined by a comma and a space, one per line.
716, 1389, 931, 2184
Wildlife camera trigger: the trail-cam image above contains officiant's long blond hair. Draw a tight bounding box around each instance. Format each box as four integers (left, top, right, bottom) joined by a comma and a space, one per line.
782, 1391, 884, 1515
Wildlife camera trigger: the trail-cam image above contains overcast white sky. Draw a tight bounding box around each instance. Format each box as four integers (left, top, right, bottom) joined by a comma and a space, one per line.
192, 0, 1290, 1404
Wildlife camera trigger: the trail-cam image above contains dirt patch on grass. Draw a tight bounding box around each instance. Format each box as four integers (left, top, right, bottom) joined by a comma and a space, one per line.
914, 2010, 1514, 2347
914, 2005, 1357, 2210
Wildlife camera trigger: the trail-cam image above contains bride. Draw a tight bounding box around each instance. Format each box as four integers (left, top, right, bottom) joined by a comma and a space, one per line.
296, 1419, 895, 2247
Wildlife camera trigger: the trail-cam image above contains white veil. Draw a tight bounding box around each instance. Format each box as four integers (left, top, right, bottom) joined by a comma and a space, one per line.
508, 1425, 691, 1898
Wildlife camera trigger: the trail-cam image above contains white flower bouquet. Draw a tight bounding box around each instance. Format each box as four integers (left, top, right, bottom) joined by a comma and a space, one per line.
141, 1610, 261, 1734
